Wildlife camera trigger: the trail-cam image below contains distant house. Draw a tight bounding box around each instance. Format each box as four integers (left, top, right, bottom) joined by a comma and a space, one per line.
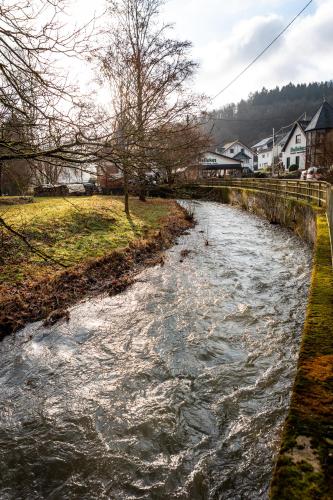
217, 140, 255, 170
252, 137, 274, 170
305, 101, 333, 169
281, 120, 310, 170
58, 165, 98, 184
199, 151, 243, 178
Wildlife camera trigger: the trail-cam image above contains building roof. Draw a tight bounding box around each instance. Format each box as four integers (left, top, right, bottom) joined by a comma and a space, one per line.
298, 119, 311, 131
306, 101, 333, 132
233, 151, 251, 161
204, 151, 242, 164
201, 151, 243, 170
222, 140, 253, 153
252, 136, 273, 150
281, 120, 310, 152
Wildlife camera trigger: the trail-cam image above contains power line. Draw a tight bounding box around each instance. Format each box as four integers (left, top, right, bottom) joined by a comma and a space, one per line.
207, 115, 297, 123
212, 0, 313, 101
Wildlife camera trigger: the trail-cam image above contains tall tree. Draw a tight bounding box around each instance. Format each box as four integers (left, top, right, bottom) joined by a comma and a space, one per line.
102, 0, 205, 203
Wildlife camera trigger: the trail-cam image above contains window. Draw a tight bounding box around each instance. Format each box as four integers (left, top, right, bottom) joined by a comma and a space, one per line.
230, 148, 234, 154
241, 148, 244, 153
296, 156, 300, 167
296, 134, 301, 144
287, 157, 291, 168
262, 154, 265, 158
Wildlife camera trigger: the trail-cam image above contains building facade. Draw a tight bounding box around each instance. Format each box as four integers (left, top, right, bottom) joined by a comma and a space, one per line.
199, 151, 243, 178
306, 101, 333, 169
217, 140, 255, 170
252, 137, 273, 170
281, 120, 309, 170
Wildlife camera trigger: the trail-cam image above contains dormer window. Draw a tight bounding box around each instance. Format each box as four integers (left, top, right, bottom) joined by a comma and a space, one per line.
230, 148, 234, 154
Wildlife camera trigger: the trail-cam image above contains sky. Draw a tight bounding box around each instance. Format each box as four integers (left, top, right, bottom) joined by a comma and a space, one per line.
70, 0, 333, 110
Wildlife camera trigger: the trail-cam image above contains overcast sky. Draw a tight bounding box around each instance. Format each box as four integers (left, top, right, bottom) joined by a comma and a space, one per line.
72, 0, 332, 110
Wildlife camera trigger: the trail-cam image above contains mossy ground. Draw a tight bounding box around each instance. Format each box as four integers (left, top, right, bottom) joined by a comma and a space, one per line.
0, 196, 170, 287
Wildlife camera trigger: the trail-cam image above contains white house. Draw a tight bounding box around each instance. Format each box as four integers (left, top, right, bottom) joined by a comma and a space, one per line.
281, 120, 310, 170
199, 151, 243, 177
217, 140, 255, 170
58, 164, 98, 184
252, 137, 274, 170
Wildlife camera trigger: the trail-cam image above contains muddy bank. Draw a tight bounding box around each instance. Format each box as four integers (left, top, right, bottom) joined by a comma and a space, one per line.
0, 202, 192, 339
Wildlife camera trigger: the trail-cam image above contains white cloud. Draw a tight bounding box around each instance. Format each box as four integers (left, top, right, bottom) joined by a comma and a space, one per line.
184, 0, 333, 107
66, 0, 332, 110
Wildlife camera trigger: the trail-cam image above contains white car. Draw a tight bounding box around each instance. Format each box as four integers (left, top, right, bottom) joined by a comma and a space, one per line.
306, 167, 318, 180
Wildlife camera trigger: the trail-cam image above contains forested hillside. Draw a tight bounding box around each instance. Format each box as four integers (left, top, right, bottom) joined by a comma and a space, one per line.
206, 81, 333, 147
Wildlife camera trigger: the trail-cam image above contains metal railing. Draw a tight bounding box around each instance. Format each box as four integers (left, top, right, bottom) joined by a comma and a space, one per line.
195, 178, 329, 208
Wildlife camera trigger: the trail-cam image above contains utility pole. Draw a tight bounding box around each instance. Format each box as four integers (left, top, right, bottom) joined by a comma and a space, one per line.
0, 162, 3, 197
272, 128, 275, 177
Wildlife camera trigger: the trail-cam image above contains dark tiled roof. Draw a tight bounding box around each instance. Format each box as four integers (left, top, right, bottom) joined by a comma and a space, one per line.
306, 102, 333, 132
233, 151, 251, 161
281, 120, 309, 152
298, 120, 310, 131
205, 151, 242, 164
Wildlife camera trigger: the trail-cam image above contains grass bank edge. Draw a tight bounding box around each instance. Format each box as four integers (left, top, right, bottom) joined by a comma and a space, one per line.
0, 196, 174, 286
0, 198, 193, 338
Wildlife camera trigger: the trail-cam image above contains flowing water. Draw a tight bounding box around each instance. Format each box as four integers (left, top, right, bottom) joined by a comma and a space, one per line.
0, 201, 312, 500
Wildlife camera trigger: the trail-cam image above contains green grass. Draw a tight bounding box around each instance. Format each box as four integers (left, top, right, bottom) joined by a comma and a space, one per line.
0, 196, 171, 286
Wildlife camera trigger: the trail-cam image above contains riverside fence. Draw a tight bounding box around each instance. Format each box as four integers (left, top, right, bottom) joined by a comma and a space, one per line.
187, 177, 333, 266
197, 178, 329, 208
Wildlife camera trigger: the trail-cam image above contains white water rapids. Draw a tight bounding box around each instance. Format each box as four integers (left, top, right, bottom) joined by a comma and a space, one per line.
0, 201, 312, 499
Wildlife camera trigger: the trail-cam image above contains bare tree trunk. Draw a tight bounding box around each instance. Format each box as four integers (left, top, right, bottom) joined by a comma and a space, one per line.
124, 165, 130, 215
0, 163, 3, 196
138, 181, 146, 202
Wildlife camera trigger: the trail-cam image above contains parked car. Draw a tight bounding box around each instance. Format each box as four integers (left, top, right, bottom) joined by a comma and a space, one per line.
299, 168, 321, 181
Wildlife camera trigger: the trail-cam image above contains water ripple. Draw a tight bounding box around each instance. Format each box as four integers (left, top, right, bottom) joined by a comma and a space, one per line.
0, 201, 312, 499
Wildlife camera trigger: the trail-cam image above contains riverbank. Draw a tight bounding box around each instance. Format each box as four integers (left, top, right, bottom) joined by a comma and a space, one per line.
0, 196, 192, 338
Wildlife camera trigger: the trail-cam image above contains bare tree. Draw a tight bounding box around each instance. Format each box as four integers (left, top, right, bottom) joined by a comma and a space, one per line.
101, 0, 205, 202
0, 0, 111, 186
152, 121, 211, 184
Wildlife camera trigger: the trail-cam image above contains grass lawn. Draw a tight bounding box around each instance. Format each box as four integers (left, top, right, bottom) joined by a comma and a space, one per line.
0, 196, 173, 287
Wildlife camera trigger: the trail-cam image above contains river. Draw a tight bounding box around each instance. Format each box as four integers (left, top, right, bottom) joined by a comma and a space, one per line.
0, 201, 312, 499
